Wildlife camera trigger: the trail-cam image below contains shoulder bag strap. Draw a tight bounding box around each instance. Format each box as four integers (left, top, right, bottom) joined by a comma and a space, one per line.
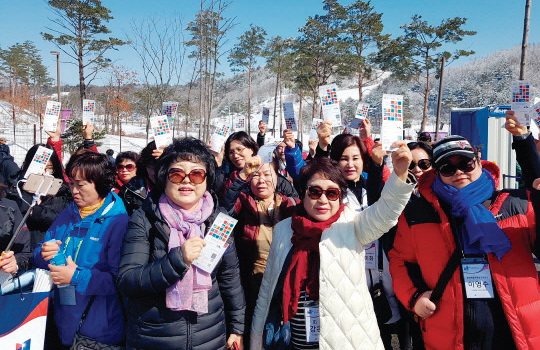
76, 295, 96, 333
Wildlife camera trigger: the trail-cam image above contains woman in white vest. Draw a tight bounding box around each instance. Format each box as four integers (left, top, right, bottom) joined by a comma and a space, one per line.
250, 141, 414, 350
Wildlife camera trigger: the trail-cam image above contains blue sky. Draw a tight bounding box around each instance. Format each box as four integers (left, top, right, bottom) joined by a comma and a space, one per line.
1, 0, 537, 86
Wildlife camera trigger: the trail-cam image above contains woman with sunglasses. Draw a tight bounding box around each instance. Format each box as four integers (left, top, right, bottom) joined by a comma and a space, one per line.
118, 137, 245, 350
251, 143, 414, 350
114, 152, 139, 192
220, 154, 299, 348
390, 134, 540, 350
407, 142, 432, 181
217, 131, 298, 201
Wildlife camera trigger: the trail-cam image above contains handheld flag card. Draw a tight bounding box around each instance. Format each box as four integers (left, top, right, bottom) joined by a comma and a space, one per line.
24, 146, 53, 179
262, 107, 270, 124
258, 139, 282, 164
310, 118, 323, 139
319, 84, 341, 127
511, 81, 532, 126
150, 115, 173, 149
82, 99, 96, 126
210, 124, 231, 153
381, 94, 404, 151
43, 101, 61, 132
193, 213, 238, 273
283, 102, 297, 131
235, 116, 246, 131
162, 102, 179, 120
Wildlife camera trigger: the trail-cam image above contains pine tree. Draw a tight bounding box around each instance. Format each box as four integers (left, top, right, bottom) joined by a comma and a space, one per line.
376, 15, 476, 132
42, 0, 128, 106
229, 25, 267, 134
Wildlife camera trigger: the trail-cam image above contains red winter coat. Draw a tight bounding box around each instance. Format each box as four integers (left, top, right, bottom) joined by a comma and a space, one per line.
389, 161, 540, 350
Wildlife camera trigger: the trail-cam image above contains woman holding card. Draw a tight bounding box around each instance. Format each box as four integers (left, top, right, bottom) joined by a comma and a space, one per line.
118, 137, 245, 350
220, 154, 299, 347
33, 150, 129, 349
389, 132, 540, 350
251, 144, 414, 350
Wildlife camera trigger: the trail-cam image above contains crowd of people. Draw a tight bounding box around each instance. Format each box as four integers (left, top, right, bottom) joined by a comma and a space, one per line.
0, 110, 538, 350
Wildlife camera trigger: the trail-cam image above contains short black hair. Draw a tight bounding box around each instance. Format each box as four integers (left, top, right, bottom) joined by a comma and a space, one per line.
153, 138, 217, 199
137, 141, 157, 183
106, 149, 114, 156
418, 132, 432, 142
22, 144, 64, 181
116, 151, 139, 166
298, 157, 347, 202
224, 131, 259, 167
407, 141, 433, 159
330, 134, 370, 172
66, 150, 116, 199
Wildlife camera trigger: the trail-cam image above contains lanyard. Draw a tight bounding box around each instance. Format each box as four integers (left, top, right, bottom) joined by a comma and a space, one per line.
63, 236, 84, 264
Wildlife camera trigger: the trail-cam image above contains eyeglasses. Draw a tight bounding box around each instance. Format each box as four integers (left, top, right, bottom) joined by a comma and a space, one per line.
117, 163, 136, 171
409, 159, 431, 171
228, 147, 246, 157
306, 186, 341, 201
437, 158, 476, 177
167, 168, 207, 184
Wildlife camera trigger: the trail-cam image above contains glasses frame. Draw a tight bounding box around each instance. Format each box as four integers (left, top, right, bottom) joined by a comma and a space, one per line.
306, 185, 341, 201
228, 146, 247, 157
117, 163, 136, 171
167, 168, 207, 185
437, 158, 476, 177
409, 159, 432, 171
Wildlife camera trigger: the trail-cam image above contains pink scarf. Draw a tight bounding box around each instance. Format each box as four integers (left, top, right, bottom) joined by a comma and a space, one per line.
159, 192, 214, 314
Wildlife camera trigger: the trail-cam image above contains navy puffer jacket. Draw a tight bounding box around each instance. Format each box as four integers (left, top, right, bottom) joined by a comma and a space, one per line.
117, 192, 245, 350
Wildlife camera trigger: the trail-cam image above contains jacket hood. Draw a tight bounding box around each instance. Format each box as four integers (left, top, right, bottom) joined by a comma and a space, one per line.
418, 160, 500, 205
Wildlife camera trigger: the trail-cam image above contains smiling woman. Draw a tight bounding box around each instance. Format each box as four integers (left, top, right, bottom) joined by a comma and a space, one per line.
118, 137, 246, 350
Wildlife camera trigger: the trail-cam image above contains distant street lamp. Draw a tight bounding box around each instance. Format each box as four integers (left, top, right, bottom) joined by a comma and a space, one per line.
50, 51, 61, 104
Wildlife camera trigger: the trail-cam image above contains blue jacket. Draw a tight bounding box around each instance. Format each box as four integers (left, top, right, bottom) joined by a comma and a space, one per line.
34, 191, 129, 346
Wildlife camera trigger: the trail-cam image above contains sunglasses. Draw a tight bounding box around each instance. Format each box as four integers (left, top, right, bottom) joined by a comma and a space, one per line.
168, 168, 207, 184
117, 163, 136, 171
437, 158, 476, 177
409, 159, 431, 171
306, 186, 341, 201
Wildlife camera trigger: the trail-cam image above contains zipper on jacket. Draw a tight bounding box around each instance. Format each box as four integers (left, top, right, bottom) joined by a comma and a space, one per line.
186, 312, 192, 350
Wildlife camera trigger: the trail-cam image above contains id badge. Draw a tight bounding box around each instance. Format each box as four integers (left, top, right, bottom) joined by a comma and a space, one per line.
58, 284, 77, 305
364, 241, 377, 270
461, 257, 494, 299
305, 306, 320, 343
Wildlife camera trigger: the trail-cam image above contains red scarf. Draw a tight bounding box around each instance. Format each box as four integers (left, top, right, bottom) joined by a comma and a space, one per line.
282, 204, 346, 323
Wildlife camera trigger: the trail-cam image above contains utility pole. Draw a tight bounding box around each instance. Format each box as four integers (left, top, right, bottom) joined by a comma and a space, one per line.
435, 56, 446, 142
519, 0, 531, 80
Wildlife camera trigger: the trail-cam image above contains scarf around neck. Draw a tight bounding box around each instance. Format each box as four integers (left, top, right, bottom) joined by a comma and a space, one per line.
432, 169, 511, 260
282, 203, 345, 323
159, 192, 214, 314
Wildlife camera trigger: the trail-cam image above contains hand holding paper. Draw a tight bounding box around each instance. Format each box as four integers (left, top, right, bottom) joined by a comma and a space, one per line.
181, 237, 206, 267
505, 110, 527, 136
391, 141, 413, 182
243, 155, 262, 179
283, 129, 296, 149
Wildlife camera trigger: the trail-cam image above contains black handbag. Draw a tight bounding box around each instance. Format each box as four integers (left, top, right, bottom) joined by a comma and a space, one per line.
369, 239, 393, 324
71, 296, 124, 350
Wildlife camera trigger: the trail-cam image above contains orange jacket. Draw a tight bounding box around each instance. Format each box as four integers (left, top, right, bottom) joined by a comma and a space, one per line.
389, 161, 540, 350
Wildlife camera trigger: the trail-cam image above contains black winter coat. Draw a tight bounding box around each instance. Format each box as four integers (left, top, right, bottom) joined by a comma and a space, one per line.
117, 192, 245, 350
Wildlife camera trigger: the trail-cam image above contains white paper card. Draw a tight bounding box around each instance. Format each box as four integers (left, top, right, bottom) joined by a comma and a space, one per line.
162, 102, 179, 120
305, 306, 320, 343
461, 258, 495, 299
44, 101, 61, 132
356, 102, 369, 120
381, 94, 404, 151
82, 99, 95, 125
511, 81, 532, 126
364, 241, 378, 270
235, 116, 246, 131
319, 84, 341, 127
258, 139, 282, 164
193, 213, 238, 273
210, 125, 231, 153
150, 115, 173, 149
24, 146, 53, 179
310, 118, 323, 139
283, 102, 297, 131
529, 101, 540, 129
262, 107, 270, 124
